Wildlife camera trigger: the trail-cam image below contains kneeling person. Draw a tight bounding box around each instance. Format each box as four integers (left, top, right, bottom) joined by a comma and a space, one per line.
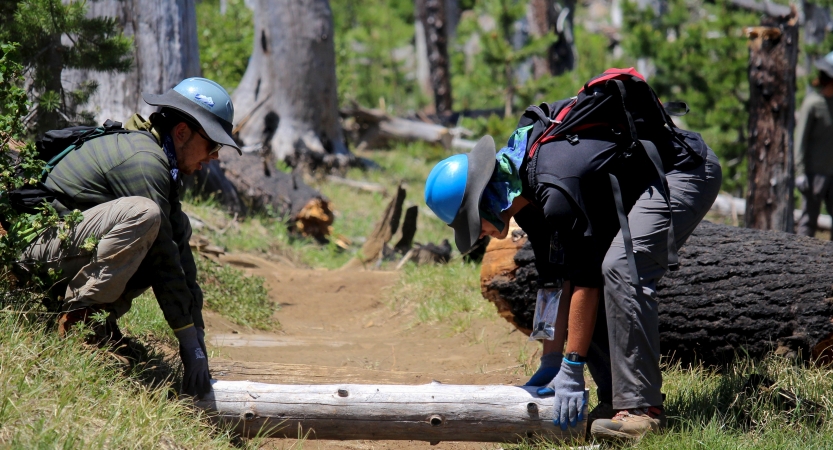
19, 77, 241, 397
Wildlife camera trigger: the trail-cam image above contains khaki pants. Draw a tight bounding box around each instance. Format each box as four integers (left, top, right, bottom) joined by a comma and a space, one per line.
20, 197, 161, 317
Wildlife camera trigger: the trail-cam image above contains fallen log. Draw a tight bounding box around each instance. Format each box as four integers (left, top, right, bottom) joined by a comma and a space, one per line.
195, 380, 587, 443
342, 106, 476, 151
480, 220, 833, 365
186, 147, 334, 240
710, 193, 832, 231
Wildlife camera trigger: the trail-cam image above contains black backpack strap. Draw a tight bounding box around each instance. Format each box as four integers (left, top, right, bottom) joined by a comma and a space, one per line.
609, 173, 640, 287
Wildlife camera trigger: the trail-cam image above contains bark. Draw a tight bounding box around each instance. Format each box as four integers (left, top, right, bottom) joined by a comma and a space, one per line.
480, 221, 833, 366
526, 0, 577, 77
187, 147, 334, 239
195, 380, 587, 443
745, 9, 799, 232
342, 185, 406, 268
416, 0, 454, 116
63, 0, 201, 124
233, 0, 350, 166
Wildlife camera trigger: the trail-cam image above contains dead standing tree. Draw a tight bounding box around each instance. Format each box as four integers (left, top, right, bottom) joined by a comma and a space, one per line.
416, 0, 454, 116
62, 0, 201, 125
233, 0, 351, 169
526, 0, 577, 77
744, 8, 799, 232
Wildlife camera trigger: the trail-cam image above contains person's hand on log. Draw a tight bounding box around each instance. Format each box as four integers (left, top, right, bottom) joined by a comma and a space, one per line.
537, 358, 587, 430
524, 352, 563, 386
175, 325, 212, 398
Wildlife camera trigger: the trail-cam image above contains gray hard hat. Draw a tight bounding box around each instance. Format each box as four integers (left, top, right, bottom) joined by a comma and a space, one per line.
142, 77, 241, 154
814, 51, 833, 79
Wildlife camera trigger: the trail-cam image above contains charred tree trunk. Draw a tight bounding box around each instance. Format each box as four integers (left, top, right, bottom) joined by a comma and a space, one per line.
63, 0, 201, 124
480, 221, 833, 366
416, 0, 454, 116
527, 0, 577, 77
233, 0, 350, 167
745, 9, 799, 232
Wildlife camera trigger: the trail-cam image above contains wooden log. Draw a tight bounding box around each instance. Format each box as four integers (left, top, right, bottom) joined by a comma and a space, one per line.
343, 106, 454, 149
480, 220, 833, 366
744, 8, 799, 232
195, 380, 587, 443
187, 147, 333, 240
710, 193, 832, 230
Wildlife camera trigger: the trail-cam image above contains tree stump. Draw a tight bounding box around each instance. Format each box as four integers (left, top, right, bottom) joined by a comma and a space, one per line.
480, 221, 833, 366
744, 7, 799, 232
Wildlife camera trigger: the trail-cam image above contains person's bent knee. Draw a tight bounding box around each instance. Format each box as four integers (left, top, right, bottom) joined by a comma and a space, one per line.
119, 197, 162, 242
602, 250, 629, 284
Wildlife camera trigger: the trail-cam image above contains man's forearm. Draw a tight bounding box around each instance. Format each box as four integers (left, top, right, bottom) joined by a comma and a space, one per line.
564, 286, 599, 357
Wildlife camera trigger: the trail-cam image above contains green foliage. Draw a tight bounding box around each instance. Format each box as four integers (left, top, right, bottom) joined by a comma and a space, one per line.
196, 0, 254, 92
0, 0, 132, 134
195, 255, 277, 330
0, 44, 85, 309
621, 0, 757, 195
332, 0, 427, 113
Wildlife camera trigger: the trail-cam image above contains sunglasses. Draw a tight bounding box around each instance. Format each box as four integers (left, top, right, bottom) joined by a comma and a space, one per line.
184, 121, 222, 154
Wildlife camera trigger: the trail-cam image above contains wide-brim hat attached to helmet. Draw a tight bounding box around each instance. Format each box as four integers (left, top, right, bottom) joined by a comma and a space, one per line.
815, 51, 833, 79
142, 77, 242, 155
424, 135, 496, 253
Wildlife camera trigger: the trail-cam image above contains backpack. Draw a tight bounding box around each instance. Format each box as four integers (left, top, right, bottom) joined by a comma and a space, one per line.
6, 120, 151, 215
516, 68, 705, 285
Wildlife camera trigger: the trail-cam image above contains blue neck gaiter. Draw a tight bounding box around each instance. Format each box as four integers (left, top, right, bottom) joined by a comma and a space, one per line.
479, 125, 532, 232
161, 133, 179, 181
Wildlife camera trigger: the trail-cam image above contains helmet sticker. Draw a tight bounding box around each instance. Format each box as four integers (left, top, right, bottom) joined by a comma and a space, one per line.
194, 93, 215, 108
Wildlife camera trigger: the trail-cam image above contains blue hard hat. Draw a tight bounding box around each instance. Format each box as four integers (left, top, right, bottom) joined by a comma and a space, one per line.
142, 77, 241, 154
424, 136, 496, 253
425, 154, 468, 224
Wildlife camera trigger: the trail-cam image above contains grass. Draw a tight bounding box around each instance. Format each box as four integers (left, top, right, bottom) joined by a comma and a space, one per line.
512, 355, 833, 449
195, 255, 277, 330
0, 313, 249, 449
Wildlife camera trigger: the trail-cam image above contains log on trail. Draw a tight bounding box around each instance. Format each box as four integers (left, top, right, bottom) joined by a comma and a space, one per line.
480, 221, 833, 365
187, 147, 333, 240
195, 380, 587, 443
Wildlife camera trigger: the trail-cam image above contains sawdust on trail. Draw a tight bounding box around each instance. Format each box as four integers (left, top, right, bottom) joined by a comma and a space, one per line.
203, 253, 540, 449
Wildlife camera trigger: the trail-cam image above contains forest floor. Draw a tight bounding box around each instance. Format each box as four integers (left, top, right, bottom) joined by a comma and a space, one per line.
204, 252, 540, 450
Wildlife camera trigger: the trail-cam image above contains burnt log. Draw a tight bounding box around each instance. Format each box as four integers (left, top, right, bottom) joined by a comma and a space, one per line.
480, 221, 833, 366
186, 147, 333, 240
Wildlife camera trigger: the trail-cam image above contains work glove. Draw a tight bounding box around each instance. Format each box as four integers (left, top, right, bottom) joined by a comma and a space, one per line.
175, 325, 212, 398
796, 174, 809, 194
537, 358, 587, 430
524, 352, 563, 386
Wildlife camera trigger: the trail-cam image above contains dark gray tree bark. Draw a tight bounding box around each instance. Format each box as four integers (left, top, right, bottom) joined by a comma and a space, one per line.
745, 10, 799, 232
527, 0, 576, 77
480, 221, 833, 366
63, 0, 201, 124
416, 0, 454, 116
233, 0, 350, 167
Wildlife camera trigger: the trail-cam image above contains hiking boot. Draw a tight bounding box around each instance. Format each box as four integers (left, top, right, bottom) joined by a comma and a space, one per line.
590, 406, 665, 442
57, 306, 124, 346
585, 402, 615, 440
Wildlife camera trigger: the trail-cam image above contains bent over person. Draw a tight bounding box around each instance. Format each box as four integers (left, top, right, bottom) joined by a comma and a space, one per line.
18, 78, 241, 397
424, 70, 721, 442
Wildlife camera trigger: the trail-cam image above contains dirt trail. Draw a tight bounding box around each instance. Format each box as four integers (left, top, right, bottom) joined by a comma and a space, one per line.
203, 253, 540, 449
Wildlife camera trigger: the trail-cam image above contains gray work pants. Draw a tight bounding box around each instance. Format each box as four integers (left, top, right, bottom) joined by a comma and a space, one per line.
20, 197, 161, 317
797, 174, 833, 239
585, 149, 722, 410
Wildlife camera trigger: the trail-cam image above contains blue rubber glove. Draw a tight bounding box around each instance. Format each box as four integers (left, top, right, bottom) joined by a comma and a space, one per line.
524, 352, 563, 386
537, 358, 587, 430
